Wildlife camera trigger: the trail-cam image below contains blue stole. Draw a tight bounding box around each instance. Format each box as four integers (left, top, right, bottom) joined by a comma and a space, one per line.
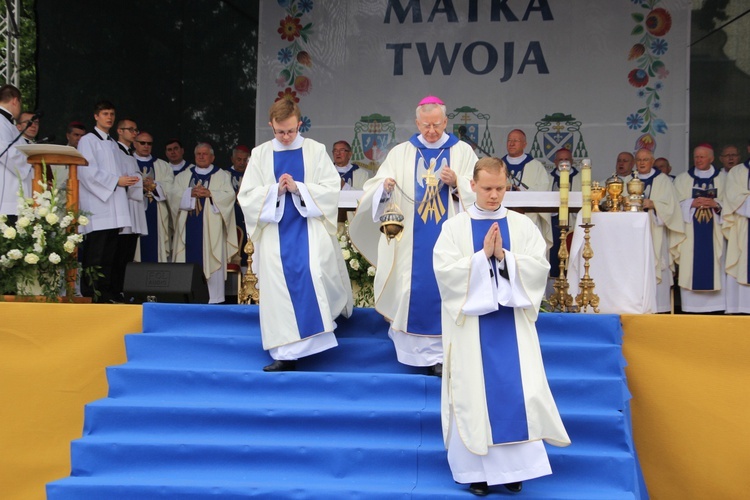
184, 166, 220, 266
339, 164, 360, 187
135, 157, 159, 262
549, 167, 579, 277
229, 168, 248, 267
688, 167, 721, 290
273, 148, 325, 338
502, 154, 534, 186
639, 169, 662, 201
470, 216, 529, 444
406, 133, 458, 336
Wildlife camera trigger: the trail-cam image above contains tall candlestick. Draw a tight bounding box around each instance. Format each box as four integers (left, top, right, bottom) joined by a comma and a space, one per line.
581, 158, 592, 223
558, 160, 570, 225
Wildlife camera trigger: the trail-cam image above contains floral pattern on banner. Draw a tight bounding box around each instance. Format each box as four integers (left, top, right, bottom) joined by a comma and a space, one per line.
626, 0, 672, 152
274, 0, 314, 132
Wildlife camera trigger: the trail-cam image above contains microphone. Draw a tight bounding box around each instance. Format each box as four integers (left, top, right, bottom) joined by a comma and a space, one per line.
30, 110, 43, 121
456, 124, 528, 190
38, 134, 56, 144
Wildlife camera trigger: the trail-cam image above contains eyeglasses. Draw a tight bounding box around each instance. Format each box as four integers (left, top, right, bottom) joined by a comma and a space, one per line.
418, 123, 444, 130
272, 127, 298, 137
332, 148, 350, 154
119, 127, 139, 133
136, 141, 153, 146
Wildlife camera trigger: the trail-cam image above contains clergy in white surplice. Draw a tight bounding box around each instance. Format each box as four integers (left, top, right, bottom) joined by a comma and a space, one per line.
722, 158, 750, 314
348, 96, 477, 375
433, 157, 570, 496
171, 143, 238, 304
628, 149, 685, 313
674, 145, 727, 313
238, 99, 352, 372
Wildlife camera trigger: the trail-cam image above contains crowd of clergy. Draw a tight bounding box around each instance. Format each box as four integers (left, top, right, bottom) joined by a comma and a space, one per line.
3, 82, 750, 495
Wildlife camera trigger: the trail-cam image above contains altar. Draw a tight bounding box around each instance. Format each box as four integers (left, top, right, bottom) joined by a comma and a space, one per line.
567, 211, 657, 314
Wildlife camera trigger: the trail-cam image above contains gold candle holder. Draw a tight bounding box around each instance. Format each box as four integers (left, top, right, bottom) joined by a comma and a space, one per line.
239, 240, 260, 304
548, 226, 577, 312
575, 223, 600, 313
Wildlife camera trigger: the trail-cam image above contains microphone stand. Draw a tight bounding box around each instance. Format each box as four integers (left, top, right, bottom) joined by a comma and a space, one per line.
458, 129, 529, 190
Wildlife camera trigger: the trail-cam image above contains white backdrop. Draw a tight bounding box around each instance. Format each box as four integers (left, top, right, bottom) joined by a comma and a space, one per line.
256, 0, 691, 181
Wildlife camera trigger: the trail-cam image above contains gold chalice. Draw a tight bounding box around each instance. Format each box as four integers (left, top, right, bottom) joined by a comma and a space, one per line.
591, 181, 605, 212
605, 174, 624, 212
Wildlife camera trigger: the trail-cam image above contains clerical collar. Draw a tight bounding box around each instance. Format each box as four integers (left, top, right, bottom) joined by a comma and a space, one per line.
0, 105, 13, 123
416, 132, 449, 149
505, 153, 527, 165
336, 163, 353, 173
134, 154, 152, 161
194, 164, 214, 174
94, 127, 111, 141
272, 134, 304, 151
694, 165, 716, 178
637, 169, 657, 180
468, 203, 507, 219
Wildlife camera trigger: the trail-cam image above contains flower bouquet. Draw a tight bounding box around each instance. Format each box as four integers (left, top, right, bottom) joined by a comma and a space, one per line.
0, 175, 89, 301
339, 222, 375, 307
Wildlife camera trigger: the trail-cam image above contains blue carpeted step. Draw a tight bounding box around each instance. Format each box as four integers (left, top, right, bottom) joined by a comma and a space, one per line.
47, 476, 639, 500
48, 305, 648, 499
105, 365, 440, 405
81, 400, 435, 446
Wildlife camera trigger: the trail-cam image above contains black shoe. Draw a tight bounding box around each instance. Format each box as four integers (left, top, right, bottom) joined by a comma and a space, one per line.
263, 359, 296, 372
504, 481, 523, 493
468, 482, 489, 496
429, 363, 443, 377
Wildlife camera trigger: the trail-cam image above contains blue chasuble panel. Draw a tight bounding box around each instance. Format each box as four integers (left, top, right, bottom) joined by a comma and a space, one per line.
406, 135, 456, 336
274, 149, 325, 338
688, 168, 720, 290
184, 167, 221, 266
471, 217, 529, 444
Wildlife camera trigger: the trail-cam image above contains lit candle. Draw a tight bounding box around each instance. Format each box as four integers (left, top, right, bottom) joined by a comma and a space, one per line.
581, 158, 592, 223
558, 161, 570, 225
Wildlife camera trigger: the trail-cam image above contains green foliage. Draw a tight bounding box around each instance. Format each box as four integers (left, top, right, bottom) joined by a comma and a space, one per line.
0, 0, 37, 108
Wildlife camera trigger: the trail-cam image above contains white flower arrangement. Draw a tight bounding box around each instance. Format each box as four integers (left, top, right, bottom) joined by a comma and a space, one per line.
339, 222, 375, 307
0, 173, 89, 300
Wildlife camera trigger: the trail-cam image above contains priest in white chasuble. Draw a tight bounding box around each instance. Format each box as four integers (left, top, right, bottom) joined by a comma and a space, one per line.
172, 142, 238, 304
238, 99, 353, 372
674, 144, 727, 313
133, 131, 176, 263
348, 96, 477, 376
629, 148, 685, 313
722, 156, 750, 314
433, 157, 570, 496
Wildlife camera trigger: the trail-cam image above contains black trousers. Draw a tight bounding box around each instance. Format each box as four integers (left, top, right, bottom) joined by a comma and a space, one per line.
80, 228, 120, 302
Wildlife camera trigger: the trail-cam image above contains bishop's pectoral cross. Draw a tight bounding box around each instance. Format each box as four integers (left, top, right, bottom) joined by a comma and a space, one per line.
417, 158, 446, 223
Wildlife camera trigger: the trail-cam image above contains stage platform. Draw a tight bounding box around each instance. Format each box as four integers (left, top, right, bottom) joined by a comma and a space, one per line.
1, 303, 749, 499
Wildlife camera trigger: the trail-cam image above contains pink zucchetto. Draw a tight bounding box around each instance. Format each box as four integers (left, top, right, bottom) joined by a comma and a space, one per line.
418, 95, 445, 106
696, 143, 713, 150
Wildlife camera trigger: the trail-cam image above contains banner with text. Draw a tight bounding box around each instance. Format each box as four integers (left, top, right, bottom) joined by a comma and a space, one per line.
257, 0, 691, 179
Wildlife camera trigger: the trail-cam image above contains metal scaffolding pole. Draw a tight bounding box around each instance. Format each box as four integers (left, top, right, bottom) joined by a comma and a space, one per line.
0, 0, 21, 86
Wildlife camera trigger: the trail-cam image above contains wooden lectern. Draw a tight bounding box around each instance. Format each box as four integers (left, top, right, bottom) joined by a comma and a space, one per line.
16, 145, 88, 297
